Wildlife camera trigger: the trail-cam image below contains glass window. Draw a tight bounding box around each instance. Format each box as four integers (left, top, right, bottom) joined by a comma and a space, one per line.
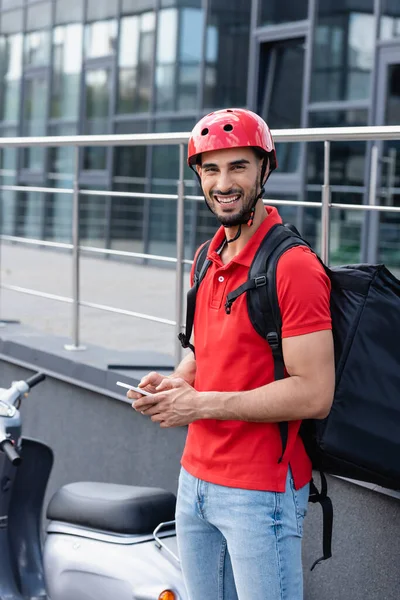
79, 186, 107, 247
311, 2, 374, 102
0, 126, 18, 236
259, 38, 305, 172
87, 0, 118, 21
204, 0, 251, 109
307, 110, 368, 186
381, 0, 400, 40
259, 0, 308, 26
84, 19, 117, 58
0, 11, 23, 123
111, 121, 149, 250
114, 121, 149, 179
2, 0, 23, 8
25, 3, 52, 67
122, 0, 156, 14
51, 24, 82, 119
55, 0, 84, 25
25, 31, 50, 66
22, 74, 49, 171
118, 12, 155, 114
155, 8, 178, 111
48, 122, 78, 177
16, 189, 45, 239
26, 2, 52, 30
47, 124, 77, 242
0, 8, 23, 34
178, 7, 203, 110
150, 118, 195, 255
83, 67, 111, 170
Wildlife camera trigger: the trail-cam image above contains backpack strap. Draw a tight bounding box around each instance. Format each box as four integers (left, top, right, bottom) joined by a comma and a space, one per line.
308, 473, 333, 570
178, 240, 212, 354
250, 224, 333, 569
225, 224, 309, 461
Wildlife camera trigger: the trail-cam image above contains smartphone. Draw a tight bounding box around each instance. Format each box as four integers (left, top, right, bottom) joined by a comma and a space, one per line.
116, 381, 153, 396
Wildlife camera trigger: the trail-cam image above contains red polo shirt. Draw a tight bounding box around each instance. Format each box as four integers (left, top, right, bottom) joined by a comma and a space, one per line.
181, 206, 332, 492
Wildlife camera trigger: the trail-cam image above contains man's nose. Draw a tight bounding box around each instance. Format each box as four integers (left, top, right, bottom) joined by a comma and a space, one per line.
216, 169, 233, 192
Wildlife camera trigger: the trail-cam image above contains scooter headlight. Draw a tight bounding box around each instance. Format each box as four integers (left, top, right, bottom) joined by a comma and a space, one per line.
158, 591, 176, 600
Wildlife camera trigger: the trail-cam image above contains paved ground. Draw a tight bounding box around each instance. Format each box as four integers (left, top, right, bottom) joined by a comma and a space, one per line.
0, 242, 192, 362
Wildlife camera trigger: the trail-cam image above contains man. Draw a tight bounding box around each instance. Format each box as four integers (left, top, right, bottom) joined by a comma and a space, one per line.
128, 108, 335, 599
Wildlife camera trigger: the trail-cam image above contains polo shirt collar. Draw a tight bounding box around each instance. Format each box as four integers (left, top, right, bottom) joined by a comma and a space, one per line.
207, 206, 283, 268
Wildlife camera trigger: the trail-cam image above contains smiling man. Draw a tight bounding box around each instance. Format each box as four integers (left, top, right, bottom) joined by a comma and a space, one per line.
128, 109, 335, 600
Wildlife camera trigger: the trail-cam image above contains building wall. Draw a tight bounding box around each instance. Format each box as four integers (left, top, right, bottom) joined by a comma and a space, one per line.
0, 0, 399, 267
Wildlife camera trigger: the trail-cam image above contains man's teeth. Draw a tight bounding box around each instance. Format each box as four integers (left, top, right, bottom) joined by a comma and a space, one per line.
215, 195, 240, 204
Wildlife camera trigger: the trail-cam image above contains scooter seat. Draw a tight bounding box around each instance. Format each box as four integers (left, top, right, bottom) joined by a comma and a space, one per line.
47, 482, 176, 535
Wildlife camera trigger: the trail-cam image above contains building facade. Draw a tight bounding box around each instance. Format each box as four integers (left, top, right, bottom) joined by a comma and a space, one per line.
0, 0, 399, 267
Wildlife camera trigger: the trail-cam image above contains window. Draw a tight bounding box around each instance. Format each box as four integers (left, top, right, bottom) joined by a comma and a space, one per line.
259, 38, 305, 172
155, 8, 178, 111
0, 126, 18, 236
47, 124, 77, 242
55, 0, 84, 25
149, 118, 196, 256
155, 3, 204, 112
2, 0, 22, 8
22, 73, 48, 171
118, 12, 155, 113
114, 121, 148, 180
178, 7, 203, 110
259, 0, 308, 26
86, 0, 118, 21
311, 2, 374, 102
0, 10, 23, 123
204, 0, 251, 109
24, 2, 51, 66
84, 20, 117, 59
83, 67, 112, 170
111, 121, 149, 250
380, 0, 400, 40
51, 24, 83, 118
307, 110, 368, 186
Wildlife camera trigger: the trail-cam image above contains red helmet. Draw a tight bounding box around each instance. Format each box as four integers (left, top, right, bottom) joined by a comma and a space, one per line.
187, 108, 277, 172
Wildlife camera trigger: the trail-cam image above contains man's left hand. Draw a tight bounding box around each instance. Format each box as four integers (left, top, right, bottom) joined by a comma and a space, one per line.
132, 377, 201, 428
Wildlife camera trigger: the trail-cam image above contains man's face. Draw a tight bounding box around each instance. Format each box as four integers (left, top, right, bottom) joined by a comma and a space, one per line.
197, 147, 265, 227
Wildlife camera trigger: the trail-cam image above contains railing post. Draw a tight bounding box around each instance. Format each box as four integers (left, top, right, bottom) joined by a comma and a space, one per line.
65, 146, 85, 351
174, 143, 185, 367
321, 141, 331, 264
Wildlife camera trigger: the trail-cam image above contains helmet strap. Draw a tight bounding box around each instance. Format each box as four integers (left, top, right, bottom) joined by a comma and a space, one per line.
226, 224, 242, 244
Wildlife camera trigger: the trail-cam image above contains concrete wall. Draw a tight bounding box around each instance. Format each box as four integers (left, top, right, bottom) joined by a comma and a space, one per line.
0, 335, 399, 600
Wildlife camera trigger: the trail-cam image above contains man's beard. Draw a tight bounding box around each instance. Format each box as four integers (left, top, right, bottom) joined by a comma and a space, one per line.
205, 184, 259, 227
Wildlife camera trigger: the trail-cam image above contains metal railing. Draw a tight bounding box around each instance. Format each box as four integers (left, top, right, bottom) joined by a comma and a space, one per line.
0, 126, 400, 365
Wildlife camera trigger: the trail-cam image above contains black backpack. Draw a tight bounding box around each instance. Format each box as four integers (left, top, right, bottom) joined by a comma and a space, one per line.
179, 222, 400, 569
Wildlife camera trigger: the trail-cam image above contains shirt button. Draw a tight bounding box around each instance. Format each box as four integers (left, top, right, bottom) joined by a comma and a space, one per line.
218, 276, 224, 282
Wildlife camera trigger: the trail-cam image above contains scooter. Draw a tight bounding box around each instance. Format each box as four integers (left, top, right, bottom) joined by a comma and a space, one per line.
0, 373, 188, 600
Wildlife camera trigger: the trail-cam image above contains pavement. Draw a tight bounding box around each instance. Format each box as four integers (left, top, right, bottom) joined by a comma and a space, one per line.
0, 242, 191, 364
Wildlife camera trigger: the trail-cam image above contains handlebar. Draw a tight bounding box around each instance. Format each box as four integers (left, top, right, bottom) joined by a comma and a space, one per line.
26, 373, 46, 389
0, 439, 21, 466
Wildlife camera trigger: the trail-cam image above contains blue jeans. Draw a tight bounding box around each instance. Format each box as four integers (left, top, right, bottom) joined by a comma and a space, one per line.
175, 467, 309, 600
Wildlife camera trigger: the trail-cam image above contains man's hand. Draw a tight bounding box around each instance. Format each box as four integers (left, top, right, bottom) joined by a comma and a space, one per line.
126, 371, 167, 410
132, 377, 200, 428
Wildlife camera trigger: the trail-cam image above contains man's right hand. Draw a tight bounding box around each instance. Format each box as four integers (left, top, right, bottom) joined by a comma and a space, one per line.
127, 371, 166, 401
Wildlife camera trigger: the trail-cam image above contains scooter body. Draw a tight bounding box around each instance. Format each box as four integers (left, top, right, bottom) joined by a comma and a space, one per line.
44, 520, 184, 600
0, 376, 187, 600
43, 482, 186, 600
